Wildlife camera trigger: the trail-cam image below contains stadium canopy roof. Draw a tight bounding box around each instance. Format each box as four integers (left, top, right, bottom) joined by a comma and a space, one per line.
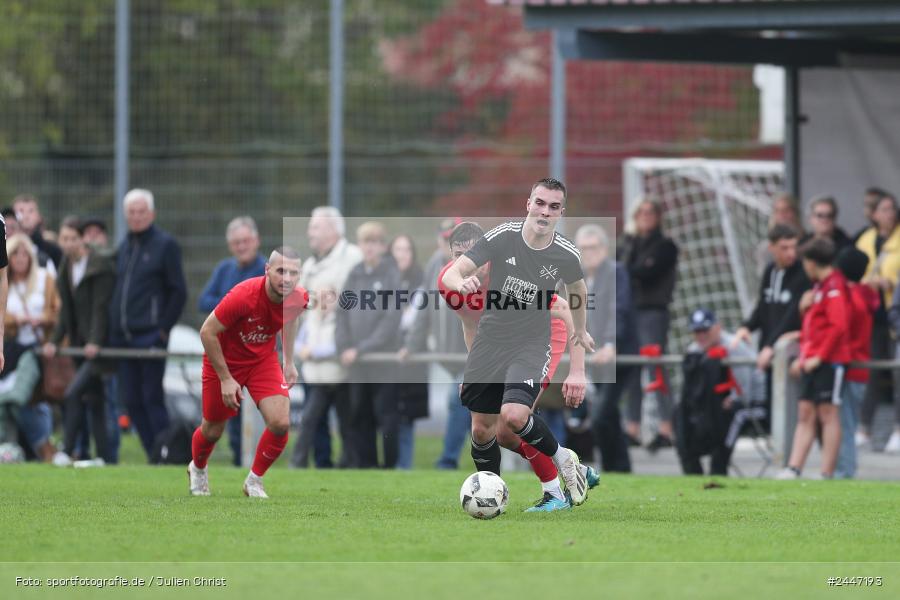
487, 0, 900, 199
487, 0, 900, 67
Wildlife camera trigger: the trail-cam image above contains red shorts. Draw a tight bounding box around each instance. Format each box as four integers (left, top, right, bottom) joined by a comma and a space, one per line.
202, 354, 289, 422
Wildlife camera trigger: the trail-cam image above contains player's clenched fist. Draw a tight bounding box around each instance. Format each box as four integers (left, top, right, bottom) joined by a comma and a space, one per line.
458, 275, 481, 295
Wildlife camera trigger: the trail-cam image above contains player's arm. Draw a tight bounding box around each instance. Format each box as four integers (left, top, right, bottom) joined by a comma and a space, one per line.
441, 255, 480, 295
281, 315, 300, 386
565, 278, 596, 352
199, 312, 242, 410
553, 296, 587, 407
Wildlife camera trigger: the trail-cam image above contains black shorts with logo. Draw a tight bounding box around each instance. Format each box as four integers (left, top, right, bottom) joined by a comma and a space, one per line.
461, 335, 551, 414
799, 363, 845, 405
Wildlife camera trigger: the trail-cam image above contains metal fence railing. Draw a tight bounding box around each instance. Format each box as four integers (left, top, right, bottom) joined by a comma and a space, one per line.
56, 339, 900, 472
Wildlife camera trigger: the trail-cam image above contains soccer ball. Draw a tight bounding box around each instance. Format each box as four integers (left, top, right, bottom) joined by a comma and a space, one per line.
459, 471, 508, 519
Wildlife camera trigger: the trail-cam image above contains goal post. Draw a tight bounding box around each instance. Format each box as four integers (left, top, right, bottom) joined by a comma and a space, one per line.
622, 157, 785, 356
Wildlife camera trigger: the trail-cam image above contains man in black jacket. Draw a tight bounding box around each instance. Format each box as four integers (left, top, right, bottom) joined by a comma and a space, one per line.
734, 223, 810, 419
43, 216, 116, 464
336, 221, 402, 468
618, 199, 679, 448
108, 189, 187, 459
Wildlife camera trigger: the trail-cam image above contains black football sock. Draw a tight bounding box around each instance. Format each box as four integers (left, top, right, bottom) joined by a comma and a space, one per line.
513, 414, 561, 458
471, 437, 501, 475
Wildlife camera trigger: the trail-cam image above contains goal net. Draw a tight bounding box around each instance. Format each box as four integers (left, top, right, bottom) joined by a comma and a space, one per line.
622, 158, 785, 355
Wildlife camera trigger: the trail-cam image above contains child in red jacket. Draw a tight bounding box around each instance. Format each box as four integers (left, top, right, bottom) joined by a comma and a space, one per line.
778, 238, 850, 479
835, 248, 877, 478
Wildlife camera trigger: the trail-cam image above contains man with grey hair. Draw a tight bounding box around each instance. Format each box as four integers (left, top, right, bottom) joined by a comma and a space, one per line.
198, 215, 266, 465
108, 188, 187, 460
289, 206, 362, 468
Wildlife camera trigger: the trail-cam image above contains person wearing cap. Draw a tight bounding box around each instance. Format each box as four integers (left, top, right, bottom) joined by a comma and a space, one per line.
836, 247, 876, 478
677, 308, 764, 476
42, 216, 116, 465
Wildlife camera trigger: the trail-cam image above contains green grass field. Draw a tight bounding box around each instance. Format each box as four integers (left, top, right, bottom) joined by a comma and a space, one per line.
2, 433, 900, 599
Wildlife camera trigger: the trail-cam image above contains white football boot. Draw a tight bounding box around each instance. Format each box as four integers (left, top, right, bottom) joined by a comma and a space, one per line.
243, 472, 269, 499
188, 461, 210, 496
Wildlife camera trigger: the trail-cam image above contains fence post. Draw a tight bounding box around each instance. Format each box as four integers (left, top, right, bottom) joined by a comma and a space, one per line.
771, 336, 799, 467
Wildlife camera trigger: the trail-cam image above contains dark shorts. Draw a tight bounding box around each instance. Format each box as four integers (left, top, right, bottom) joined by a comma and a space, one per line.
461, 336, 551, 414
799, 364, 845, 405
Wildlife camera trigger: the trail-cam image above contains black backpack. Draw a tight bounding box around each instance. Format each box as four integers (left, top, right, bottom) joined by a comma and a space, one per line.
675, 351, 731, 457
150, 419, 195, 465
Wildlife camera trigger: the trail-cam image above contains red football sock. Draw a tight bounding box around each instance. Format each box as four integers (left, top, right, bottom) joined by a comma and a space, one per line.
251, 429, 289, 477
191, 427, 217, 469
516, 440, 558, 483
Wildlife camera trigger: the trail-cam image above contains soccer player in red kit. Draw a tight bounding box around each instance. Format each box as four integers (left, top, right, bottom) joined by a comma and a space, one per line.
438, 222, 598, 512
188, 247, 309, 498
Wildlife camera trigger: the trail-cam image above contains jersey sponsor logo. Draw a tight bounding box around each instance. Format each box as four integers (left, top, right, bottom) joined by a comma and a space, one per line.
539, 264, 558, 280
506, 256, 517, 266
500, 275, 537, 304
239, 325, 274, 345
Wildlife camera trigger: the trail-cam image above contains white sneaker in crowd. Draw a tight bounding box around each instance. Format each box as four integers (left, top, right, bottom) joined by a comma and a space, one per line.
73, 457, 106, 468
52, 451, 72, 467
775, 467, 800, 480
855, 431, 872, 450
884, 431, 900, 454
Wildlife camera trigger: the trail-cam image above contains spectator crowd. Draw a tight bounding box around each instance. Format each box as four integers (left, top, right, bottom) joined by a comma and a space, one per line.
1, 185, 899, 481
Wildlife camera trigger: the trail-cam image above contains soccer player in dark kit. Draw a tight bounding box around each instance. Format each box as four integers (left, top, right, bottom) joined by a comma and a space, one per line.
441, 178, 596, 505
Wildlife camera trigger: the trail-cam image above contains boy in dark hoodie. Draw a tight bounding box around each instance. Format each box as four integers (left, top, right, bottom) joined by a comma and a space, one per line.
834, 248, 878, 479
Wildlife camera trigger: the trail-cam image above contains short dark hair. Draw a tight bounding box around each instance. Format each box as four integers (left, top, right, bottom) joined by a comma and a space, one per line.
800, 237, 836, 267
768, 223, 799, 244
531, 177, 567, 201
0, 207, 15, 220
270, 245, 301, 261
809, 195, 838, 218
449, 222, 484, 248
60, 215, 82, 235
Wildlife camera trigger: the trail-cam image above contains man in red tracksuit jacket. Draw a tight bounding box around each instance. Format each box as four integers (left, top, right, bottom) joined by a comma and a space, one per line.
778, 238, 850, 480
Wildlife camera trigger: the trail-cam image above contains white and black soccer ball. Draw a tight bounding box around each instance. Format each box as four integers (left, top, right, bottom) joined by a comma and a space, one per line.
459, 471, 509, 519
0, 442, 24, 464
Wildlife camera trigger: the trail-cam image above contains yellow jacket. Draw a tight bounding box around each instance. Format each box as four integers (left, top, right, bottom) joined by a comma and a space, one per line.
857, 225, 900, 308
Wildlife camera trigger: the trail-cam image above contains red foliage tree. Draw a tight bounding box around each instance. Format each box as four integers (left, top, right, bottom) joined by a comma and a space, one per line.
381, 0, 778, 216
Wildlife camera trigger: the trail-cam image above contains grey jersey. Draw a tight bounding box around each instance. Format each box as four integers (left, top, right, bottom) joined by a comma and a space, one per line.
465, 220, 583, 346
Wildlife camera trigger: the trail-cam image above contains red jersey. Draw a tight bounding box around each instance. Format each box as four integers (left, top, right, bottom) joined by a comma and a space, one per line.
438, 260, 568, 375
205, 276, 309, 369
799, 270, 851, 364
846, 282, 879, 383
